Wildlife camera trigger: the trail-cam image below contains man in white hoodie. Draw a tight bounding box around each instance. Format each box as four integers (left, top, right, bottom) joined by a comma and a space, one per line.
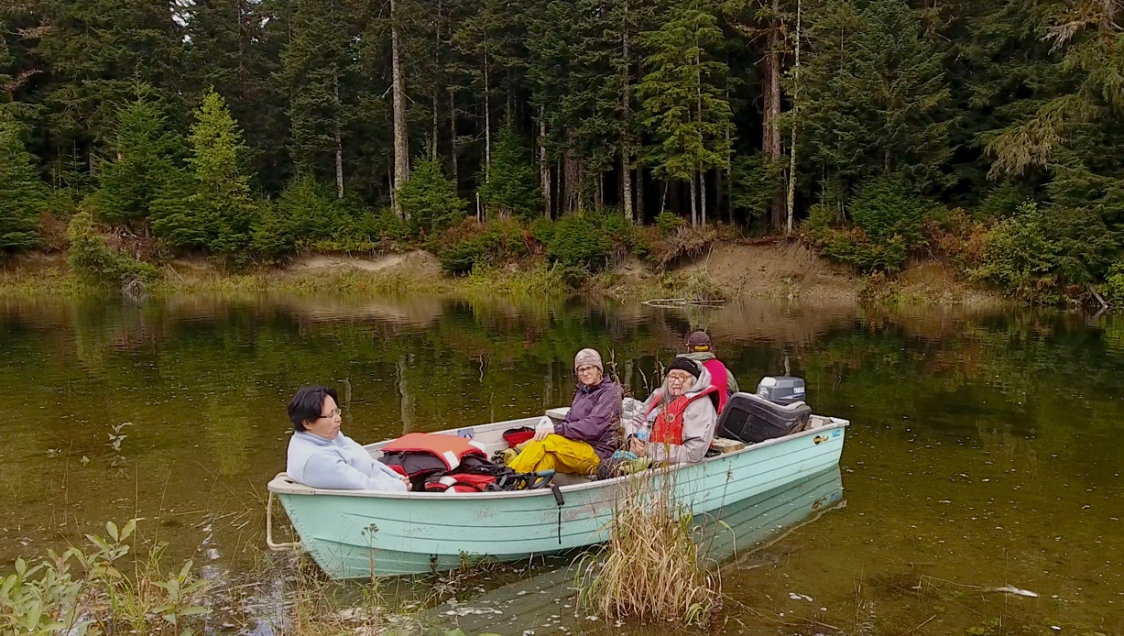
285, 386, 410, 491
625, 358, 720, 464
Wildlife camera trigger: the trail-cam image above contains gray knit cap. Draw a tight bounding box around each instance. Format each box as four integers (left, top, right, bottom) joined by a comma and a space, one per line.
574, 348, 604, 372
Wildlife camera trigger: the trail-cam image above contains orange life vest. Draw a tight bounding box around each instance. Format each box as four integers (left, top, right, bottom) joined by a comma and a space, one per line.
380, 432, 487, 470
644, 386, 720, 445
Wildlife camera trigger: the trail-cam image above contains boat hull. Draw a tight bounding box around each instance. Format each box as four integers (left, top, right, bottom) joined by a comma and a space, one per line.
272, 419, 847, 579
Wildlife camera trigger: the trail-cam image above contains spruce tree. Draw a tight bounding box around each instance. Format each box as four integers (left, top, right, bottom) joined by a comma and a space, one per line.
452, 0, 526, 180
185, 0, 288, 190
93, 94, 185, 229
277, 0, 355, 196
0, 113, 47, 251
0, 21, 11, 98
799, 0, 953, 195
33, 0, 185, 162
478, 124, 541, 219
152, 89, 258, 261
637, 0, 733, 225
397, 159, 466, 233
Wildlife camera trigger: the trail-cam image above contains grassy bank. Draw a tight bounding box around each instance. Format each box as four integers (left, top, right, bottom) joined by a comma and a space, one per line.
1, 210, 1018, 308
0, 257, 574, 300
0, 248, 731, 304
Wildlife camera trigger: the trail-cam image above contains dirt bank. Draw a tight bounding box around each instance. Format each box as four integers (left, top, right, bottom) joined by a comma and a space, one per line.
600, 241, 1003, 306
1, 243, 1006, 306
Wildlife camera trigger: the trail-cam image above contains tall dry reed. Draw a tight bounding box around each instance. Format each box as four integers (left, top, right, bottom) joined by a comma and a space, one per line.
577, 473, 721, 625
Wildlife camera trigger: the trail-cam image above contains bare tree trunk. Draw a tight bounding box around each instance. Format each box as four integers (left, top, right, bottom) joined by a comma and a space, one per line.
621, 0, 634, 221
450, 90, 458, 186
785, 0, 802, 236
635, 168, 644, 222
622, 158, 632, 220
540, 109, 551, 218
689, 176, 698, 227
695, 31, 704, 228
596, 173, 603, 210
564, 143, 580, 214
700, 170, 707, 226
432, 19, 440, 161
391, 0, 409, 217
484, 51, 492, 180
659, 180, 668, 216
726, 121, 734, 224
333, 73, 344, 199
432, 98, 439, 160
763, 0, 785, 230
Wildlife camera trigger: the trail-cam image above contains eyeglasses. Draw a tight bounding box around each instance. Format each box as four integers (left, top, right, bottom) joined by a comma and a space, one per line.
666, 373, 693, 383
318, 408, 342, 419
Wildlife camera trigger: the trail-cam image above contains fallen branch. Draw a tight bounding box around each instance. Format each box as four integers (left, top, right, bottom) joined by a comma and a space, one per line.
898, 614, 937, 635
1089, 285, 1109, 310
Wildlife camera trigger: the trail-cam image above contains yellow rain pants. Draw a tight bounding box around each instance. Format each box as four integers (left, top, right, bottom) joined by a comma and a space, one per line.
506, 434, 601, 476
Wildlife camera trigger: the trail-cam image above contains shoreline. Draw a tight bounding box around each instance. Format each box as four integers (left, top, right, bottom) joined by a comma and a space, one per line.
0, 242, 1009, 308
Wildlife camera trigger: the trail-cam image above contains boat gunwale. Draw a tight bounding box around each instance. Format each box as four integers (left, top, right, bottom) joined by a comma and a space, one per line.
267, 415, 849, 500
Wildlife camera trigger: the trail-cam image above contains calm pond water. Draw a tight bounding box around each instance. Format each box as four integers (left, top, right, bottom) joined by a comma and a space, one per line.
1, 294, 1122, 635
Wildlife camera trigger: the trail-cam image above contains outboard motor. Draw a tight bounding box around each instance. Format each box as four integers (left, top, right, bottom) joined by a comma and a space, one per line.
716, 377, 811, 444
755, 376, 806, 405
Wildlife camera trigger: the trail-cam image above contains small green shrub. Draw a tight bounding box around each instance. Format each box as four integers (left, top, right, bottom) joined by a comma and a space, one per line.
971, 201, 1116, 302
546, 213, 612, 269
819, 228, 908, 273
804, 176, 928, 272
1101, 262, 1124, 303
434, 218, 526, 274
977, 183, 1031, 220
655, 210, 687, 235
67, 210, 159, 286
529, 216, 554, 245
0, 113, 48, 252
849, 175, 927, 246
478, 124, 542, 219
802, 202, 838, 235
398, 159, 466, 234
0, 519, 211, 635
730, 151, 783, 221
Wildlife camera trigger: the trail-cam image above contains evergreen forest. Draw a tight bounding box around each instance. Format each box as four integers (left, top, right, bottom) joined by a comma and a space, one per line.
3, 0, 1124, 303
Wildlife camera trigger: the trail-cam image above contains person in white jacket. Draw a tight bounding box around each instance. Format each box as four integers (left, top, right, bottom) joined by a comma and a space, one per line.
285, 386, 410, 491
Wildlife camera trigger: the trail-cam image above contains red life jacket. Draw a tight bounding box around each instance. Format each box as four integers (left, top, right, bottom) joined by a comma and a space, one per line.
644, 385, 720, 444
380, 432, 487, 470
702, 359, 731, 413
380, 432, 528, 493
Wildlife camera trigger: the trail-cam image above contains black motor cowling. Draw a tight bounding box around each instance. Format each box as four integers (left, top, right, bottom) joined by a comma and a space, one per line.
716, 384, 811, 444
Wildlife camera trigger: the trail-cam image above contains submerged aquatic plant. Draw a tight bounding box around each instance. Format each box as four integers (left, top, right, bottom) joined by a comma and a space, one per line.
576, 474, 721, 625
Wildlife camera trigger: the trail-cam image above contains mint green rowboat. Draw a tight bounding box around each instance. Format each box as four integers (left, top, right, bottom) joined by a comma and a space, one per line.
266, 408, 848, 579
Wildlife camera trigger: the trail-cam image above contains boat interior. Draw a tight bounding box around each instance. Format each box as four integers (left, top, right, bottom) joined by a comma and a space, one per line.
363, 396, 846, 489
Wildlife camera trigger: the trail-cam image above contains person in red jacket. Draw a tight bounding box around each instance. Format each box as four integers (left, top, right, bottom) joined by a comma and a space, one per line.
677, 331, 739, 413
625, 358, 719, 464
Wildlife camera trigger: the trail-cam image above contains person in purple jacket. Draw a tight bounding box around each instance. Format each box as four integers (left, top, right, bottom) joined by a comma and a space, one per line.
508, 348, 622, 476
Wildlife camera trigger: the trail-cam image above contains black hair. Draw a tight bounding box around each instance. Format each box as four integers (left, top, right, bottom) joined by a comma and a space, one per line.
288, 385, 339, 432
